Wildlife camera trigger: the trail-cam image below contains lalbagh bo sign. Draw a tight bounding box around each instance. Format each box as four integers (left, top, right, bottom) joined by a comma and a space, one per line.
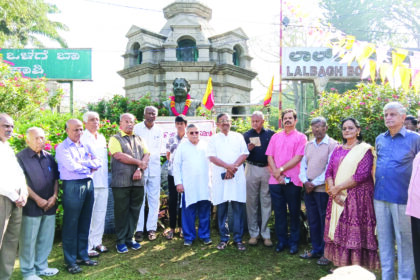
282, 47, 362, 80
0, 48, 92, 80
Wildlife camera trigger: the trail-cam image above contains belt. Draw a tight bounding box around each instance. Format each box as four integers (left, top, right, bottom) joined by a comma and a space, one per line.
246, 160, 268, 167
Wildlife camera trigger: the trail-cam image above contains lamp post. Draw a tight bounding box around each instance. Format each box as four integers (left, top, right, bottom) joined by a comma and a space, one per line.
278, 0, 283, 128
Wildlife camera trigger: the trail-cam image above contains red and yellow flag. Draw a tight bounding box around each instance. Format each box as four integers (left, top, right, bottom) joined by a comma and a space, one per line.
202, 77, 214, 110
263, 76, 274, 106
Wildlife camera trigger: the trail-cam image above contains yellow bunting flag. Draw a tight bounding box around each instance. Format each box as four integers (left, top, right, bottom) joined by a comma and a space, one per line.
380, 63, 391, 84
399, 65, 411, 92
357, 43, 375, 68
369, 60, 377, 82
392, 48, 408, 74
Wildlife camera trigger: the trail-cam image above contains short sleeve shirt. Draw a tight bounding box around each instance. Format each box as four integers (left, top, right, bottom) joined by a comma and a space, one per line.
265, 129, 307, 186
166, 133, 186, 176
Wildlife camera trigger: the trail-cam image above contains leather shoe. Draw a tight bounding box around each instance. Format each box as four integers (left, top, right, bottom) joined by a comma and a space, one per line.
275, 243, 286, 253
289, 246, 298, 255
263, 239, 273, 247
134, 231, 143, 242
248, 237, 258, 245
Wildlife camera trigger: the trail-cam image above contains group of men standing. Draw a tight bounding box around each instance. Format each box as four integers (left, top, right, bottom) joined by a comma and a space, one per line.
1, 99, 420, 279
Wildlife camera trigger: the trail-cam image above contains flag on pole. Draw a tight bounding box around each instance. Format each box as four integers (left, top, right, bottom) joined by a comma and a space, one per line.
263, 76, 274, 106
202, 77, 214, 110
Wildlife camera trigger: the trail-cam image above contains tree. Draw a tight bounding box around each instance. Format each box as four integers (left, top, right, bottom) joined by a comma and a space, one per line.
320, 0, 420, 48
0, 0, 68, 47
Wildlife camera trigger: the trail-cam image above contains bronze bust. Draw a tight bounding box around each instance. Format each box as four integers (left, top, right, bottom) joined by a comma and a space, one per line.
163, 78, 200, 116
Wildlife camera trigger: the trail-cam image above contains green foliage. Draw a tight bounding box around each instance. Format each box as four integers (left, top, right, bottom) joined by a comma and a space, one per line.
320, 0, 420, 46
87, 94, 168, 123
0, 61, 50, 119
312, 83, 420, 145
0, 0, 68, 47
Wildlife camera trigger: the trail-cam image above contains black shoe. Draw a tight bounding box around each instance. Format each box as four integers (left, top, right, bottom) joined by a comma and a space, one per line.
289, 246, 298, 255
134, 231, 143, 242
275, 243, 286, 253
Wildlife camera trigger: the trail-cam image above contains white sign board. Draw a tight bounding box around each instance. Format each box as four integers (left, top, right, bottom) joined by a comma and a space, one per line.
282, 47, 362, 79
155, 119, 216, 155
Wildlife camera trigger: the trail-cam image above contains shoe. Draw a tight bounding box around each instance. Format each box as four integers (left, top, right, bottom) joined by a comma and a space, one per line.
126, 241, 141, 250
289, 245, 298, 255
184, 240, 193, 246
95, 244, 109, 253
202, 238, 212, 245
88, 249, 100, 258
76, 259, 98, 266
263, 239, 273, 247
116, 243, 128, 254
148, 230, 157, 241
179, 228, 184, 238
248, 237, 258, 245
275, 243, 286, 253
66, 264, 82, 274
300, 250, 322, 259
23, 275, 43, 280
134, 231, 143, 242
37, 267, 59, 276
236, 242, 246, 251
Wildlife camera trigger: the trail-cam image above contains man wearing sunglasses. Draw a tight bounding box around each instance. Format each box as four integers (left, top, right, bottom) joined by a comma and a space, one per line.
173, 124, 211, 246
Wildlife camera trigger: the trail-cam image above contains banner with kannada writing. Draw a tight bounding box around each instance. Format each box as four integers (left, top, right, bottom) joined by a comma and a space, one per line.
0, 48, 92, 80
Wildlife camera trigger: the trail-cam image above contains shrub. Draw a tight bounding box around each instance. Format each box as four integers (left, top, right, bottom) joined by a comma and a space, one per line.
312, 83, 420, 145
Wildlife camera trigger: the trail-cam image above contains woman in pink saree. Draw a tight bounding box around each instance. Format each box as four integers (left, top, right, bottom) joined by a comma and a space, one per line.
324, 117, 380, 270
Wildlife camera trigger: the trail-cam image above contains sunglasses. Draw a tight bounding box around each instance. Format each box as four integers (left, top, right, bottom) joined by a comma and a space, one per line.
189, 131, 199, 135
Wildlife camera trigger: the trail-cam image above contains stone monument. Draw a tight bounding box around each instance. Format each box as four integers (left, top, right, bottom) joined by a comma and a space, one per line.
163, 78, 201, 116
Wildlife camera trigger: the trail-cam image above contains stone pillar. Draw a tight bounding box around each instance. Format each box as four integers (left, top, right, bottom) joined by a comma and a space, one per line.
141, 47, 154, 64
197, 45, 210, 62
164, 44, 177, 61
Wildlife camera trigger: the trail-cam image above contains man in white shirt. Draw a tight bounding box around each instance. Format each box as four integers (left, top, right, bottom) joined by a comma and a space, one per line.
80, 112, 109, 257
134, 106, 163, 241
0, 113, 28, 280
208, 113, 249, 251
173, 124, 212, 246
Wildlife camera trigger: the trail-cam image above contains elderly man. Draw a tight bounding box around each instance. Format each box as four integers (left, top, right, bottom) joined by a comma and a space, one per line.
374, 102, 420, 280
173, 124, 211, 246
208, 113, 249, 251
109, 113, 149, 253
298, 117, 337, 265
0, 113, 28, 280
165, 115, 187, 240
56, 119, 102, 274
80, 112, 109, 257
17, 127, 59, 280
243, 111, 274, 247
134, 106, 162, 242
266, 109, 307, 255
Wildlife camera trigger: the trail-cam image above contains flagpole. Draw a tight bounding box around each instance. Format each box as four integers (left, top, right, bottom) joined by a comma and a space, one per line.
278, 0, 283, 128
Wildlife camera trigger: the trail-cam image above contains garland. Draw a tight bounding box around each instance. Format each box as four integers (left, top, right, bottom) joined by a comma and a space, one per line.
170, 94, 191, 116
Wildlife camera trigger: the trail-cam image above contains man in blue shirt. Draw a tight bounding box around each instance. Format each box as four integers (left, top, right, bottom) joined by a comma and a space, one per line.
375, 102, 420, 280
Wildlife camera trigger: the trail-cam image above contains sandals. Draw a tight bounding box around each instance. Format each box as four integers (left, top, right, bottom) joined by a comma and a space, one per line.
217, 241, 227, 250
67, 264, 82, 274
236, 242, 246, 251
95, 244, 108, 253
165, 229, 174, 240
76, 259, 98, 266
300, 250, 322, 259
148, 230, 157, 241
317, 256, 330, 266
88, 250, 99, 258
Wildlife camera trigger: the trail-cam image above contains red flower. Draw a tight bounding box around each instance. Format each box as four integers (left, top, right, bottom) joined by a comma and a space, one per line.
344, 106, 351, 110
359, 102, 366, 105
44, 143, 52, 151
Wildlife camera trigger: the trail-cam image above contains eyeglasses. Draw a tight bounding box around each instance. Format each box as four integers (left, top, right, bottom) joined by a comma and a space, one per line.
218, 120, 231, 124
189, 131, 199, 135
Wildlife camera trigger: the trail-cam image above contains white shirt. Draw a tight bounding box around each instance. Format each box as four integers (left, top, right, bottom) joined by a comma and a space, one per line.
80, 129, 108, 189
134, 121, 162, 177
173, 139, 211, 207
207, 131, 249, 205
0, 141, 28, 201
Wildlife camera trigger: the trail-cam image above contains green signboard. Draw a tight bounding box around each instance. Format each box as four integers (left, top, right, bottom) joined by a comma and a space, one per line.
0, 48, 92, 80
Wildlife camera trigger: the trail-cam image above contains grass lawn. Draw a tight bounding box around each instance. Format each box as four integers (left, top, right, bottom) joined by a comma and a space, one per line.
11, 230, 339, 280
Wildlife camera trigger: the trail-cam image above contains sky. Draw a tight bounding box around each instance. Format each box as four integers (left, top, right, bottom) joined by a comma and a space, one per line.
45, 0, 288, 106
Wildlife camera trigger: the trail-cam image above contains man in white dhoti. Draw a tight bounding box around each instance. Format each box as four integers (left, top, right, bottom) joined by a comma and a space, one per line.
173, 124, 212, 246
208, 113, 249, 251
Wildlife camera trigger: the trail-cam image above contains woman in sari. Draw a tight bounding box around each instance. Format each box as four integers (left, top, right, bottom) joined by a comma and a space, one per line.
324, 117, 380, 270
